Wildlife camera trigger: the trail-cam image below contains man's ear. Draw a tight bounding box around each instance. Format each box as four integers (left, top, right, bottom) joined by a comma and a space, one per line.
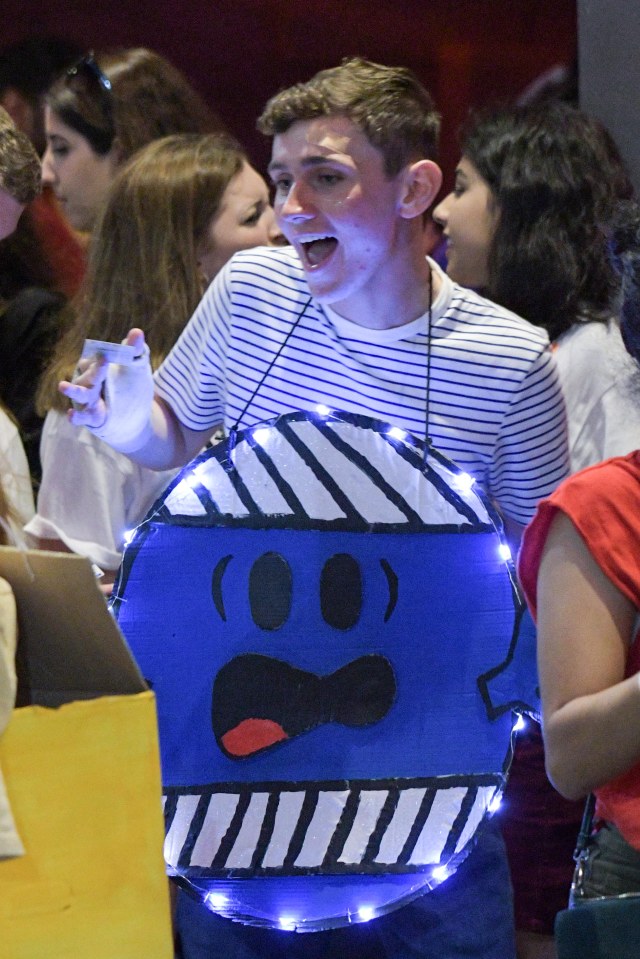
0, 89, 34, 138
398, 160, 443, 219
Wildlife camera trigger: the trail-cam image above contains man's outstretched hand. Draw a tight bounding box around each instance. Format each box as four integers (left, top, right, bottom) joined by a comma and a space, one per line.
58, 329, 156, 455
60, 329, 148, 429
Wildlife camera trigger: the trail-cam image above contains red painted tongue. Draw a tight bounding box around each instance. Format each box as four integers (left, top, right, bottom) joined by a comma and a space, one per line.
222, 718, 289, 757
306, 237, 337, 266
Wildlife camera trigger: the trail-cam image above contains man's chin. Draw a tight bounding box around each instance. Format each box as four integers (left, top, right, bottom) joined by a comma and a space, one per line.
300, 274, 341, 304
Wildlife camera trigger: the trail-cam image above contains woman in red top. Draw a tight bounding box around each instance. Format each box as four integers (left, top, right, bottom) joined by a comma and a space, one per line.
519, 203, 640, 900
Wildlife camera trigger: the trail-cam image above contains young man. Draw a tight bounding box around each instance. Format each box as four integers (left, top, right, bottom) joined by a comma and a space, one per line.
65, 59, 568, 958
0, 105, 40, 239
0, 107, 40, 531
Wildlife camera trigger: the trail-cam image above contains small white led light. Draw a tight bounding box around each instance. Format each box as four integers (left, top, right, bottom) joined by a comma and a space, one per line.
431, 865, 450, 883
184, 469, 203, 490
358, 906, 375, 922
122, 528, 135, 547
513, 714, 526, 733
453, 472, 475, 493
315, 404, 331, 417
498, 543, 512, 561
252, 428, 271, 446
206, 892, 228, 910
279, 916, 296, 930
488, 794, 503, 814
387, 426, 406, 441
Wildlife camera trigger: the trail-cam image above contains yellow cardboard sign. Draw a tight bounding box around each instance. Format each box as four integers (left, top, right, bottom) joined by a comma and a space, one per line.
0, 548, 173, 958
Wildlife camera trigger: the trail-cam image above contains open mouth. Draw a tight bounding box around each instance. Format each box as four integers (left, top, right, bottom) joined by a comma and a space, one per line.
300, 236, 338, 269
213, 653, 397, 759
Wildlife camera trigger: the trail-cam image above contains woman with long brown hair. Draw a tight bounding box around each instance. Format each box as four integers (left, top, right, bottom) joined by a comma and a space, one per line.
28, 132, 283, 577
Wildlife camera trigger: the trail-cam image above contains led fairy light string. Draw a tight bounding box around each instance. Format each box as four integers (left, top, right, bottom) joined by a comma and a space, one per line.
114, 406, 531, 931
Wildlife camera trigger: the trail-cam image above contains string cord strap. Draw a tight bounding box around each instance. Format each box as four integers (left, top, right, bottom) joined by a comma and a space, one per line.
229, 297, 312, 437
423, 266, 434, 463
228, 272, 432, 457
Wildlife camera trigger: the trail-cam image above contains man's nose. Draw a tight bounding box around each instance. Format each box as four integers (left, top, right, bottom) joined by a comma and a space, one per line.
277, 181, 315, 223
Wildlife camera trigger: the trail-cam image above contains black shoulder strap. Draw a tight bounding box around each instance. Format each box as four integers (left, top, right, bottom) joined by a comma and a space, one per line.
573, 793, 597, 861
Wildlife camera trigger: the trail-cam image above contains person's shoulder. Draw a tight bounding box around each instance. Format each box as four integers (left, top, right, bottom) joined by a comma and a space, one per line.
557, 452, 640, 502
443, 279, 550, 347
207, 245, 313, 315
556, 317, 618, 356
0, 405, 20, 450
553, 319, 621, 390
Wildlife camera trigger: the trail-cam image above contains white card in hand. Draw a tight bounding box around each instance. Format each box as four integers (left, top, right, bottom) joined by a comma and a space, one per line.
81, 339, 139, 366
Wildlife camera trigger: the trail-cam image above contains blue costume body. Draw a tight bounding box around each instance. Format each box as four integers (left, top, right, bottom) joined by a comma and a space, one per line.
116, 250, 568, 958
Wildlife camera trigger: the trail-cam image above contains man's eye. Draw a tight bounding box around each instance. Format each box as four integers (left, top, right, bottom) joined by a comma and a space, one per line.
273, 179, 292, 195
318, 173, 341, 186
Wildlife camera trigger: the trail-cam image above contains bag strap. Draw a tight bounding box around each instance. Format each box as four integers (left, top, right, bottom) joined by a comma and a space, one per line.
573, 792, 596, 861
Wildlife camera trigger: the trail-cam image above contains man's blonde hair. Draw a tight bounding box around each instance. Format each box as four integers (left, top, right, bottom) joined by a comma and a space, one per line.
0, 106, 41, 203
258, 58, 440, 177
0, 107, 41, 203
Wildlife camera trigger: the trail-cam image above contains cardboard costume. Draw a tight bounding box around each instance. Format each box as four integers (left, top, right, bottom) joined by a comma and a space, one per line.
113, 411, 537, 931
0, 548, 173, 959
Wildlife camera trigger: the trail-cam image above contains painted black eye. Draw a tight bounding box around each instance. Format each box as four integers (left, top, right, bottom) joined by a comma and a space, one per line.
320, 553, 362, 630
249, 552, 292, 630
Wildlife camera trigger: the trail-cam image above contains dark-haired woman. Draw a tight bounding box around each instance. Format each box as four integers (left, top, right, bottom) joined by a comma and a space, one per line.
434, 103, 638, 472
434, 103, 640, 958
41, 48, 222, 234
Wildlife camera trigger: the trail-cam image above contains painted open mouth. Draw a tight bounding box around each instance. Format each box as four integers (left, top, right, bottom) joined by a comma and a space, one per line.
213, 653, 396, 759
300, 236, 338, 268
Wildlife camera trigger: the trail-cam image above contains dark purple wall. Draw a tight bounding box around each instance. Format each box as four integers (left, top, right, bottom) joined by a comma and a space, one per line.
2, 0, 577, 187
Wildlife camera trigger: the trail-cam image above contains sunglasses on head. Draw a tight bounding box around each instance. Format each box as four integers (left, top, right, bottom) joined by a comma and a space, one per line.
62, 51, 115, 154
66, 52, 112, 94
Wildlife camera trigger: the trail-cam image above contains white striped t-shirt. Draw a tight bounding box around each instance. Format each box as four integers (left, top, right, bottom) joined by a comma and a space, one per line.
155, 248, 568, 524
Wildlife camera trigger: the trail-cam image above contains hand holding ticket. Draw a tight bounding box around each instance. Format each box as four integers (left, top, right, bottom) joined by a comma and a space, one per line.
80, 339, 140, 366
69, 339, 141, 411
59, 329, 155, 452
